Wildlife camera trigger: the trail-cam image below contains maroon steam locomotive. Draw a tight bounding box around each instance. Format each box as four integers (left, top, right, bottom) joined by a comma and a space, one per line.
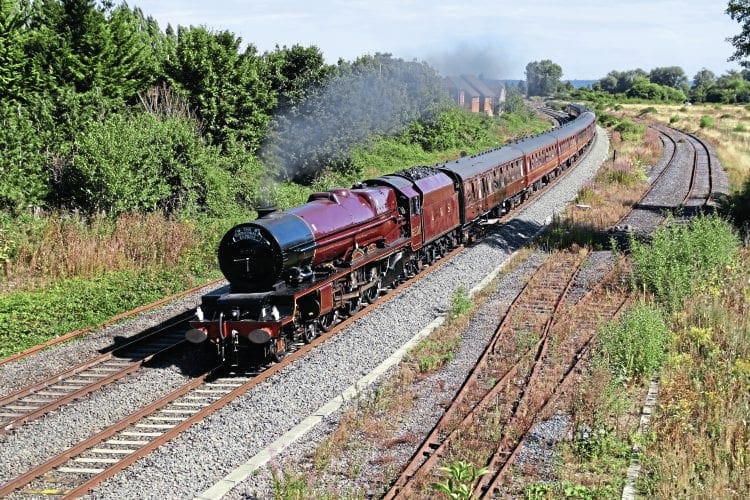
186, 107, 596, 365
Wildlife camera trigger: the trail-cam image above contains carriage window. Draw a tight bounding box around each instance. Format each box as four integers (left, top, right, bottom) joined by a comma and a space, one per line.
411, 197, 421, 214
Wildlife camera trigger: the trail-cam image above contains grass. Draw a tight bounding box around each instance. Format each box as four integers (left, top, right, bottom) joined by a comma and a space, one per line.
630, 215, 740, 312
408, 286, 473, 373
0, 211, 234, 357
637, 246, 750, 497
0, 267, 217, 357
597, 303, 671, 381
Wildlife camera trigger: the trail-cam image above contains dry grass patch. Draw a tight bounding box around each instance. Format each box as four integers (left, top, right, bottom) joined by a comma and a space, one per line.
1, 212, 200, 292
541, 127, 659, 250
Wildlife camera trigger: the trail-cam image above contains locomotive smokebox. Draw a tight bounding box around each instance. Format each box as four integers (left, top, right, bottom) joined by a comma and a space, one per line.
218, 213, 315, 292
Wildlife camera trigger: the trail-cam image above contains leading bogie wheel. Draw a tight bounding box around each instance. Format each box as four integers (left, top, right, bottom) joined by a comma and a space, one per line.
271, 337, 287, 362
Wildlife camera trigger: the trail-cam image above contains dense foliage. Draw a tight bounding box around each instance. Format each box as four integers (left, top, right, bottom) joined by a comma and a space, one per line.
0, 1, 456, 211
727, 0, 750, 67
584, 62, 750, 104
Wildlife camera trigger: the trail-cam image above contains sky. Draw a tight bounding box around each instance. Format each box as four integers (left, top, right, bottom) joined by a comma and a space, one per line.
130, 0, 744, 80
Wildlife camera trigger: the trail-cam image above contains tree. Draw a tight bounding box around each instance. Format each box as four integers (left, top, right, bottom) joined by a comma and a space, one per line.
706, 72, 750, 103
262, 44, 334, 111
0, 101, 49, 211
693, 68, 717, 88
648, 66, 688, 90
166, 26, 275, 150
503, 87, 526, 113
58, 111, 264, 216
690, 68, 716, 102
597, 68, 647, 94
627, 77, 686, 102
525, 60, 563, 96
0, 0, 31, 102
727, 0, 750, 67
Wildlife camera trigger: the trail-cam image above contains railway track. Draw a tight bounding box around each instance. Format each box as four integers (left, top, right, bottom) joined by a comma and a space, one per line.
384, 255, 629, 498
0, 315, 191, 433
476, 265, 630, 497
677, 129, 714, 211
383, 250, 587, 498
0, 243, 468, 499
614, 124, 717, 238
0, 110, 601, 497
0, 113, 592, 433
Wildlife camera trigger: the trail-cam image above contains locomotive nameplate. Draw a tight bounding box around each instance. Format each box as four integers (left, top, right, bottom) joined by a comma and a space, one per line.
233, 226, 265, 243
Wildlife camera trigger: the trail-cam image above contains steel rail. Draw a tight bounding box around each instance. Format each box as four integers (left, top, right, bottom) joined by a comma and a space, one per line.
383, 251, 586, 499
0, 243, 469, 499
1, 122, 603, 497
0, 316, 190, 433
475, 271, 630, 497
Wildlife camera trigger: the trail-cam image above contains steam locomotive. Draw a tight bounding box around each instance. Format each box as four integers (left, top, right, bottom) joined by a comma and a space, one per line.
186, 106, 596, 365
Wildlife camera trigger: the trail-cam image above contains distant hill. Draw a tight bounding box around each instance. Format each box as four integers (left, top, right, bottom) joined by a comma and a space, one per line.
501, 79, 595, 89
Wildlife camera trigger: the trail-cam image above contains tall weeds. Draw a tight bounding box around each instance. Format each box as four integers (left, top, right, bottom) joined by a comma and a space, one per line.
639, 247, 750, 497
630, 215, 740, 311
2, 212, 203, 292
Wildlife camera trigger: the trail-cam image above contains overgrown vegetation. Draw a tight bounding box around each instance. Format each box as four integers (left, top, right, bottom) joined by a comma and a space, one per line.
630, 216, 740, 312
0, 268, 211, 357
408, 286, 473, 373
542, 123, 658, 251
432, 460, 488, 500
597, 303, 671, 381
0, 0, 554, 358
638, 248, 750, 496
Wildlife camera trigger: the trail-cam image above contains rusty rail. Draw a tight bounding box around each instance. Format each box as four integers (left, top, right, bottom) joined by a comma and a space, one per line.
476, 268, 630, 497
384, 250, 587, 499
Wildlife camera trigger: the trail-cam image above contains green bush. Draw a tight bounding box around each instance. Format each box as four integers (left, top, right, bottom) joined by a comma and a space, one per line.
597, 303, 671, 380
669, 115, 679, 124
626, 78, 686, 102
614, 119, 646, 141
699, 115, 714, 128
734, 123, 747, 132
449, 286, 473, 319
630, 215, 739, 311
406, 106, 496, 152
60, 112, 263, 217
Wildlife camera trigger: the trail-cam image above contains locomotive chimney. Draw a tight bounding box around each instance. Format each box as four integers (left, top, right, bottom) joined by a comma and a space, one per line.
256, 205, 278, 218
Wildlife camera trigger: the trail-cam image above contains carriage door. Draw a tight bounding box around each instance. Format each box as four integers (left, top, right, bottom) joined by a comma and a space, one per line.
409, 195, 423, 249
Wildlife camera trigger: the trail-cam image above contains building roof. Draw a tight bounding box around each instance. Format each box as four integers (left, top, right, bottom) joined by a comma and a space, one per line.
445, 75, 480, 97
461, 75, 498, 98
